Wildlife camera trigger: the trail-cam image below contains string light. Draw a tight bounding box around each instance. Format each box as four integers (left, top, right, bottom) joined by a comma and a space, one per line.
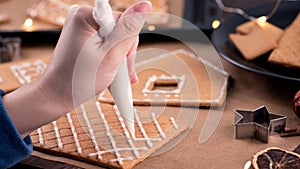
147, 25, 156, 31
23, 18, 34, 31
212, 19, 221, 29
215, 0, 282, 22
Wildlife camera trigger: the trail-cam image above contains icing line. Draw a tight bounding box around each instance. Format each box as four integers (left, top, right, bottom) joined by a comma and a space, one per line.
151, 113, 166, 139
81, 104, 102, 160
94, 102, 127, 166
10, 60, 46, 84
37, 128, 44, 146
133, 109, 153, 147
52, 121, 63, 150
66, 113, 82, 155
142, 75, 186, 95
170, 117, 179, 129
113, 105, 147, 157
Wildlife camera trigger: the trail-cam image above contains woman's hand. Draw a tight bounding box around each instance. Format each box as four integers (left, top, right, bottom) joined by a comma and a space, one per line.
2, 1, 151, 137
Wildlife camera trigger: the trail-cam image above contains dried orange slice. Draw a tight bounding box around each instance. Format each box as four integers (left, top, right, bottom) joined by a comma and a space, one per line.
252, 147, 300, 169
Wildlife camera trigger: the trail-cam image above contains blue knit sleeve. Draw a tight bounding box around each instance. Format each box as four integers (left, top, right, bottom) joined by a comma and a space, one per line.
0, 89, 33, 169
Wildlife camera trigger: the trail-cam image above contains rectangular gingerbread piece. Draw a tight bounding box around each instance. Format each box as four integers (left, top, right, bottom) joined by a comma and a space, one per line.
99, 49, 229, 107
0, 55, 49, 92
31, 100, 188, 169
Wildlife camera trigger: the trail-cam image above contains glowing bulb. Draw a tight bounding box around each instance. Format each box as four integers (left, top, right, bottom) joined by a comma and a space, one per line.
212, 19, 221, 29
23, 18, 33, 29
257, 16, 267, 24
147, 25, 156, 31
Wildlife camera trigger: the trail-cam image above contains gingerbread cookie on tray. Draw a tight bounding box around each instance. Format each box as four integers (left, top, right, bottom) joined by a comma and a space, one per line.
31, 100, 187, 169
268, 13, 300, 68
0, 55, 49, 92
28, 0, 169, 26
99, 49, 229, 107
110, 0, 169, 25
27, 0, 94, 26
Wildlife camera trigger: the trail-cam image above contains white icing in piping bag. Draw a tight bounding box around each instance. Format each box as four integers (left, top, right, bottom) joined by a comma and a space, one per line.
93, 0, 135, 138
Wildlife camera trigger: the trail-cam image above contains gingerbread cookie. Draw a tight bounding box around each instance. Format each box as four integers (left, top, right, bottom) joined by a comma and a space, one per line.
99, 49, 229, 107
27, 0, 94, 26
110, 0, 169, 25
0, 55, 49, 92
236, 21, 283, 42
31, 101, 187, 169
268, 13, 300, 68
230, 23, 278, 60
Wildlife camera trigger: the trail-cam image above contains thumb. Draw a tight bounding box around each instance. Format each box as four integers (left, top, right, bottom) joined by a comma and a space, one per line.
104, 1, 151, 45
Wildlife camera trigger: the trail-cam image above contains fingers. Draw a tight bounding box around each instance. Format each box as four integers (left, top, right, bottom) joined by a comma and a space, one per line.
127, 37, 139, 84
66, 5, 99, 33
120, 1, 151, 84
103, 1, 151, 46
95, 36, 137, 92
95, 1, 151, 87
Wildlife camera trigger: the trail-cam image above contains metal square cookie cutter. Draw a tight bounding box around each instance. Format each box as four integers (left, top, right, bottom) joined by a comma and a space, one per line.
234, 106, 287, 143
0, 36, 21, 63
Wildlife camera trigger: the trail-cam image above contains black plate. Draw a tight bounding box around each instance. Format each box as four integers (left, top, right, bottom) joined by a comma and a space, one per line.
211, 1, 300, 82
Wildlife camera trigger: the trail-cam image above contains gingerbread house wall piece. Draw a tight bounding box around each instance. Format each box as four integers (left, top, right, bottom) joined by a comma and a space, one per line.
31, 100, 187, 169
99, 49, 229, 107
0, 56, 49, 92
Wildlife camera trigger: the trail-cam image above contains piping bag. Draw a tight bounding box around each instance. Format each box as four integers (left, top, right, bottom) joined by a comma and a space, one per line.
93, 0, 135, 137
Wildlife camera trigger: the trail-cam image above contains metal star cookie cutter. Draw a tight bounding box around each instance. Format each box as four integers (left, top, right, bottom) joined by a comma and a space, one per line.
234, 106, 287, 143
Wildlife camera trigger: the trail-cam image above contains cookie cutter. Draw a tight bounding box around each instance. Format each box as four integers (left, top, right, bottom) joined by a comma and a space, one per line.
234, 106, 287, 143
0, 36, 21, 63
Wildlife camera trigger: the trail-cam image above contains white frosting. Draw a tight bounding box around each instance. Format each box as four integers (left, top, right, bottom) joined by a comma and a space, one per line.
52, 121, 63, 150
93, 0, 116, 38
170, 117, 179, 129
151, 113, 166, 139
37, 128, 44, 146
10, 60, 46, 84
81, 105, 102, 160
133, 109, 153, 147
34, 101, 182, 166
66, 113, 82, 155
91, 102, 131, 165
113, 105, 146, 157
142, 75, 186, 95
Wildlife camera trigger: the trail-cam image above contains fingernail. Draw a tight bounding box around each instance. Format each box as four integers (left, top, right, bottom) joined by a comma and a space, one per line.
134, 1, 152, 14
130, 72, 139, 84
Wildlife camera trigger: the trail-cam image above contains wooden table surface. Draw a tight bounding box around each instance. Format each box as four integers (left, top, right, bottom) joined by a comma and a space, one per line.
6, 41, 300, 169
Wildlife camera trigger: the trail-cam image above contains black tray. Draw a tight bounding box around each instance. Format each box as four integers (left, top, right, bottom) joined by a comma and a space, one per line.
211, 1, 300, 82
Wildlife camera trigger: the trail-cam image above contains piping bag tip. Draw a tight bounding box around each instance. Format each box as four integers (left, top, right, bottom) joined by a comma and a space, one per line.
126, 120, 135, 139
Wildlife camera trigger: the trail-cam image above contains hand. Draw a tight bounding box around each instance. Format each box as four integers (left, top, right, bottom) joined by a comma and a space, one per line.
2, 1, 151, 137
